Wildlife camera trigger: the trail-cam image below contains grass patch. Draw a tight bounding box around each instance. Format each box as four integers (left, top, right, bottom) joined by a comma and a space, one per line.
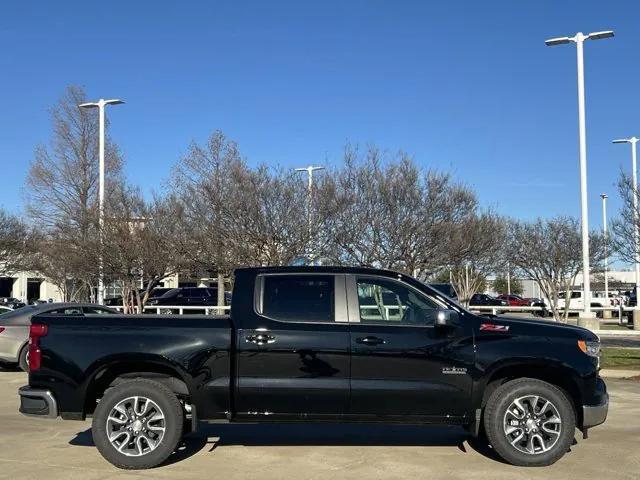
601, 348, 640, 369
600, 323, 633, 330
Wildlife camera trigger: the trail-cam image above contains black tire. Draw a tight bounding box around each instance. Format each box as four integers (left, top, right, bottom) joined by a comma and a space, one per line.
18, 344, 29, 372
92, 378, 184, 469
483, 378, 576, 466
0, 360, 18, 371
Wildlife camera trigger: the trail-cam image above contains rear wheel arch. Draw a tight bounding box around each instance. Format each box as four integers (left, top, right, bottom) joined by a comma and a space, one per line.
84, 361, 191, 416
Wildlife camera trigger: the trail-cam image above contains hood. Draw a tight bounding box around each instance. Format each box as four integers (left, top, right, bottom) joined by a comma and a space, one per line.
477, 315, 599, 341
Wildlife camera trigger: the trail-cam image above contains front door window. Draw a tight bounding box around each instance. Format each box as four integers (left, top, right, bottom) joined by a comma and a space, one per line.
356, 278, 438, 326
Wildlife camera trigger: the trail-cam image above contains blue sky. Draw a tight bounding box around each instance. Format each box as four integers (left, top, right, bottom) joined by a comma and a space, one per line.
1, 0, 639, 235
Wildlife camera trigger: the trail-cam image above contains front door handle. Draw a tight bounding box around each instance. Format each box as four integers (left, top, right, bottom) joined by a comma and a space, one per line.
246, 333, 276, 345
356, 336, 385, 346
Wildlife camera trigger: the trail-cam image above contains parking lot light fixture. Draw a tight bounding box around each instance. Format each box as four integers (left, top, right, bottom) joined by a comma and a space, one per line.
600, 193, 609, 310
545, 30, 614, 323
78, 98, 125, 304
612, 137, 640, 293
295, 165, 325, 264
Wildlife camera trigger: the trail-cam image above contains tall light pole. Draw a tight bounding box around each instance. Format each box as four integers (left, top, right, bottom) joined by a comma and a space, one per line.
295, 165, 325, 264
79, 98, 124, 304
600, 193, 610, 318
545, 30, 614, 323
612, 137, 640, 294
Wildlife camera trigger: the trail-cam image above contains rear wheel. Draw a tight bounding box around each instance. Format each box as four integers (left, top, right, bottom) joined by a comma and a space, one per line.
484, 378, 576, 466
92, 378, 184, 469
18, 344, 29, 372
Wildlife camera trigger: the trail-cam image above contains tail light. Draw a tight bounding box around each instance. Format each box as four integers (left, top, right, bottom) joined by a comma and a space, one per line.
28, 324, 48, 371
0, 327, 5, 334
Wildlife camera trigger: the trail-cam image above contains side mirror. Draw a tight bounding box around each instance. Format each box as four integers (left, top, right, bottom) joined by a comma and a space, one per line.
435, 309, 459, 328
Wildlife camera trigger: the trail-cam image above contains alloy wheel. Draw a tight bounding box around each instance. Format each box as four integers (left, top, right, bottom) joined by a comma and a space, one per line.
106, 396, 166, 457
503, 394, 562, 455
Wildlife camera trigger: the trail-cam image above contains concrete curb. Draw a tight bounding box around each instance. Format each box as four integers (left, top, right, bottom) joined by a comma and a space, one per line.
593, 329, 640, 336
599, 369, 640, 379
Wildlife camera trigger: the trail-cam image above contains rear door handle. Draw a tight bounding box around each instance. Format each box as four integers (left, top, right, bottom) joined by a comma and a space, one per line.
246, 333, 276, 345
356, 336, 385, 346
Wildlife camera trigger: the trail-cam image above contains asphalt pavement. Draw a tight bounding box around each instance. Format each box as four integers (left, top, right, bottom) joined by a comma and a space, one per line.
0, 370, 638, 480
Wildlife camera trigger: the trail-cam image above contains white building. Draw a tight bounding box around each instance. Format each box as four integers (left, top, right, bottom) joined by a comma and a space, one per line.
0, 272, 64, 303
486, 269, 637, 298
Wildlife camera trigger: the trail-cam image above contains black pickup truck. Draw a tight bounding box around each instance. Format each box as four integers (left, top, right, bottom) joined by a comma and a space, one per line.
19, 266, 608, 469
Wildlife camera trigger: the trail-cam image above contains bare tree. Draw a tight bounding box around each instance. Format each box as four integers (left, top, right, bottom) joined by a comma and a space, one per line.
327, 145, 476, 274
170, 130, 249, 308
170, 131, 318, 310
101, 187, 191, 313
611, 172, 640, 265
29, 234, 91, 301
0, 209, 30, 274
25, 85, 123, 300
447, 212, 507, 305
223, 165, 311, 266
507, 216, 605, 322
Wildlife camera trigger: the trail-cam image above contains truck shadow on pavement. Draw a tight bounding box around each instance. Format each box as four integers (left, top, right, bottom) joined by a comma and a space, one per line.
70, 423, 509, 467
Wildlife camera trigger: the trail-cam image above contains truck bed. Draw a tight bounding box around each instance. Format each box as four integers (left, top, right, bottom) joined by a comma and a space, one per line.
29, 313, 233, 420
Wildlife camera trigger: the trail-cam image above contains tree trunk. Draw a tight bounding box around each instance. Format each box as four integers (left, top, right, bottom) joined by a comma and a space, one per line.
217, 273, 225, 315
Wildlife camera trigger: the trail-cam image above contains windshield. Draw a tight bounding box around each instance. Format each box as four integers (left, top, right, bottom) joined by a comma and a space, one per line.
0, 305, 36, 319
412, 277, 465, 311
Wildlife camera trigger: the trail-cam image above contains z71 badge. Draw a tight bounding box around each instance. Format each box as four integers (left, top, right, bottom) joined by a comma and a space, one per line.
480, 323, 510, 332
442, 367, 467, 375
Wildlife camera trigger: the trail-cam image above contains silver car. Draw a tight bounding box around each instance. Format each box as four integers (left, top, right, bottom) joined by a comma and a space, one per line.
0, 303, 116, 371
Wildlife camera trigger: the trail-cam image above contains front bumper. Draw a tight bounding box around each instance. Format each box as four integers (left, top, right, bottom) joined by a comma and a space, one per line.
582, 377, 609, 428
19, 386, 58, 418
583, 395, 609, 428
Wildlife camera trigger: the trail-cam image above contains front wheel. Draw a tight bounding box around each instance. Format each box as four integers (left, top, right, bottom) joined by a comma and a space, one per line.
92, 378, 184, 469
484, 378, 576, 466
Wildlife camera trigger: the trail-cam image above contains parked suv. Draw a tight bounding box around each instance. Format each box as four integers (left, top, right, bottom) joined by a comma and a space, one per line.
105, 287, 174, 306
147, 287, 218, 307
428, 283, 458, 300
469, 293, 508, 307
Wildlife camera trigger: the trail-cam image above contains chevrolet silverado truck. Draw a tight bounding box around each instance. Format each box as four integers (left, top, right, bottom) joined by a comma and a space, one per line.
18, 266, 608, 469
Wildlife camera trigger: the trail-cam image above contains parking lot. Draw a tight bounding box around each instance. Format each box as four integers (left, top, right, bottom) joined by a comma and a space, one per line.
0, 370, 637, 480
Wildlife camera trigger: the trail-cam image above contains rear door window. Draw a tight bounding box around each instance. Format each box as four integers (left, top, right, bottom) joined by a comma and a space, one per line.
260, 275, 335, 322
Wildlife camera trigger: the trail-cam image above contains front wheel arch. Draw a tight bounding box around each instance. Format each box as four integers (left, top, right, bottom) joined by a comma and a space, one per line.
478, 363, 582, 426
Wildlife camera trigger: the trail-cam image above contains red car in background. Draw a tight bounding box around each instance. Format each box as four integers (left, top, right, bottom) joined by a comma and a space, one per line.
497, 294, 531, 306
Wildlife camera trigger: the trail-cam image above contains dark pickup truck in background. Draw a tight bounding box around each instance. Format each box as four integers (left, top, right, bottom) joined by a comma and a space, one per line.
19, 266, 608, 470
